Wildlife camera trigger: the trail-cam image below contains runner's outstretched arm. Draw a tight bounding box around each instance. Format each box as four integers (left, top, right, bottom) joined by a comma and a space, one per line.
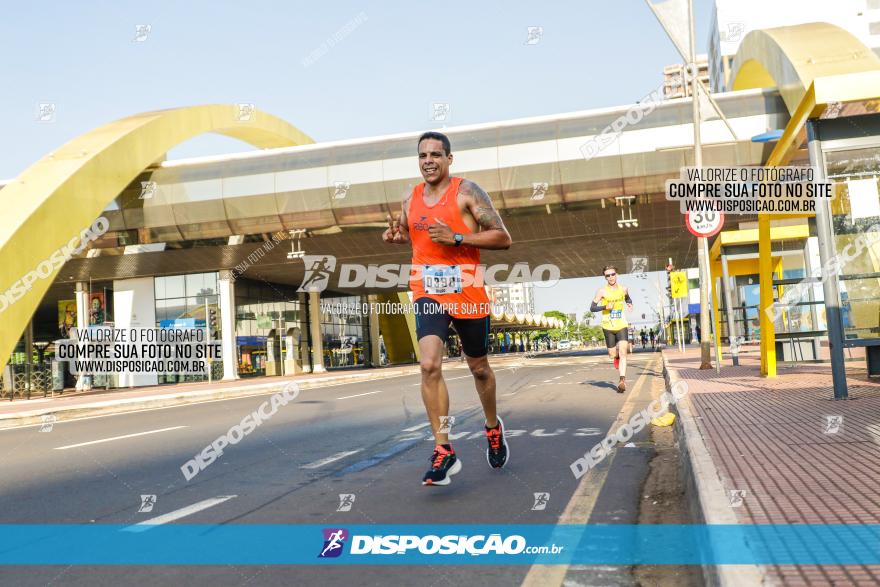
457, 180, 512, 250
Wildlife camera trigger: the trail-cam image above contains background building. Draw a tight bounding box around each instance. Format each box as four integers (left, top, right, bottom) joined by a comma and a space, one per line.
662, 54, 710, 99
707, 0, 880, 92
489, 283, 535, 315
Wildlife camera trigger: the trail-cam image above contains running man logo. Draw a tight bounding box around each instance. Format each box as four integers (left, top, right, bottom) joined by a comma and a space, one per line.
438, 415, 455, 434
36, 102, 56, 123
133, 24, 151, 42
524, 26, 543, 45
531, 492, 549, 511
824, 415, 843, 435
728, 489, 746, 508
236, 103, 255, 122
725, 22, 744, 42
333, 181, 350, 200
336, 494, 355, 512
138, 494, 157, 513
139, 181, 157, 200
530, 182, 549, 201
430, 102, 451, 122
298, 255, 337, 292
318, 528, 349, 558
630, 256, 648, 275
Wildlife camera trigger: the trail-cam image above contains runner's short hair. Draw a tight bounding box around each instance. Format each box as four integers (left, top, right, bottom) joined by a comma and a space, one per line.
418, 131, 451, 156
602, 265, 618, 275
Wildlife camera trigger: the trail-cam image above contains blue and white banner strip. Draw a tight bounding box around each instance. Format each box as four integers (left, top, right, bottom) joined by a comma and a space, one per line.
0, 525, 877, 565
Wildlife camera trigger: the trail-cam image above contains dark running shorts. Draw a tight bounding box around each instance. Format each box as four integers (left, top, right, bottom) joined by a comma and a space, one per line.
414, 298, 490, 358
603, 327, 629, 349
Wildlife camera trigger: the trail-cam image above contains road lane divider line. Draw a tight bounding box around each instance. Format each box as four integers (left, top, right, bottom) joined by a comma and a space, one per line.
401, 422, 430, 432
122, 495, 237, 532
336, 390, 383, 400
406, 366, 519, 387
53, 426, 187, 450
301, 450, 363, 469
521, 356, 658, 587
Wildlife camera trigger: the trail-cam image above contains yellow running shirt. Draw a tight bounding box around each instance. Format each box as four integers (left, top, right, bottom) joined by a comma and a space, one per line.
600, 285, 628, 331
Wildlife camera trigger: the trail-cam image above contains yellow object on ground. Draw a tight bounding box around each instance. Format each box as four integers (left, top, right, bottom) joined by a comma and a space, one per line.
652, 412, 676, 427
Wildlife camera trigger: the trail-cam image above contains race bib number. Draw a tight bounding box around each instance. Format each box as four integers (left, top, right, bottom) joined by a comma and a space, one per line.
423, 265, 462, 295
610, 309, 622, 320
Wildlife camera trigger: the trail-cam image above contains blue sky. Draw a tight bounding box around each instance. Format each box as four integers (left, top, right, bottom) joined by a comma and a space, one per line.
1, 0, 708, 317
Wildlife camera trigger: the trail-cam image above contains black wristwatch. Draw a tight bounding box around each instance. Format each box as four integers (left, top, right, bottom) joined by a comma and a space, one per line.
453, 233, 464, 247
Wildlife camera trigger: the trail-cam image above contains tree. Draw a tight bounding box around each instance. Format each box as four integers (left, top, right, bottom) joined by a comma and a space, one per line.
538, 310, 569, 341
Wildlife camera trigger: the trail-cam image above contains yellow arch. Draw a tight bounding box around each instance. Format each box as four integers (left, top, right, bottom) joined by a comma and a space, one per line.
0, 105, 313, 369
731, 22, 880, 114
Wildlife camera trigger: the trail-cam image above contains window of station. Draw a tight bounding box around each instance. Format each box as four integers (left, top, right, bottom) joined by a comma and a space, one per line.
320, 295, 370, 369
154, 272, 220, 384
826, 146, 880, 341
234, 280, 302, 378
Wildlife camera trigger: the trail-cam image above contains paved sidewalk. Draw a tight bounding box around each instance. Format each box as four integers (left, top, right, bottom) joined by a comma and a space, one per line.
663, 348, 880, 586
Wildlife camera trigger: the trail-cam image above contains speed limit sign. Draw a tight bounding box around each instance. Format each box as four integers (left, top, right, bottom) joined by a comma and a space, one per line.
686, 211, 724, 237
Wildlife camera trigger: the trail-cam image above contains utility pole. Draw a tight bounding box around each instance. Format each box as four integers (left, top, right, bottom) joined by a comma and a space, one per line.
687, 0, 713, 369
656, 274, 666, 347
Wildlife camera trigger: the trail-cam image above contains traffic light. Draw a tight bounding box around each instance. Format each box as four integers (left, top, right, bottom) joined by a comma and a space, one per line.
208, 307, 219, 338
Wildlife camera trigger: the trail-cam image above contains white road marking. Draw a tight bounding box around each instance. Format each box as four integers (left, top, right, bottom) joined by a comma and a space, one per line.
53, 426, 187, 450
552, 376, 563, 380
542, 379, 554, 383
402, 422, 431, 432
406, 366, 521, 387
410, 374, 473, 386
336, 390, 383, 400
301, 450, 362, 469
123, 495, 237, 532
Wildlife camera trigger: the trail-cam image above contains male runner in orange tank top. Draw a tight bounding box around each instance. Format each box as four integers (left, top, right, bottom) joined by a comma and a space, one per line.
382, 131, 512, 486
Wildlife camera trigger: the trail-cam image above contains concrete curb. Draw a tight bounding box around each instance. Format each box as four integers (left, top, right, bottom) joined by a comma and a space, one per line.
661, 353, 773, 587
0, 367, 422, 430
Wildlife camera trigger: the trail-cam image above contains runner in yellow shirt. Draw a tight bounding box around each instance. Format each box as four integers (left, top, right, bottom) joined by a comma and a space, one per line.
590, 266, 633, 392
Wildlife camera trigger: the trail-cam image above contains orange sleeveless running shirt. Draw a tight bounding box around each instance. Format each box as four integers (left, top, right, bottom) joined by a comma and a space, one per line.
408, 176, 491, 319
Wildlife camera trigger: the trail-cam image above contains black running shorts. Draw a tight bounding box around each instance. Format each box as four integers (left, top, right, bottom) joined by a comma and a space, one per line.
414, 298, 490, 358
603, 327, 629, 349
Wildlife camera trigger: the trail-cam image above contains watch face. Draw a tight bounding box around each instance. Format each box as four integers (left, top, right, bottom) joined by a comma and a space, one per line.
454, 233, 463, 244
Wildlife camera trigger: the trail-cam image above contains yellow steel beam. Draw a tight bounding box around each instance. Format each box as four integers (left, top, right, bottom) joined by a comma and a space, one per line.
710, 224, 810, 261
711, 261, 723, 352
758, 214, 776, 376
0, 105, 314, 369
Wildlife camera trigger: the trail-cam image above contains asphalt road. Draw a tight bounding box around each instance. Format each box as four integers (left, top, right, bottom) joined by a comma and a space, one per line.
0, 349, 663, 586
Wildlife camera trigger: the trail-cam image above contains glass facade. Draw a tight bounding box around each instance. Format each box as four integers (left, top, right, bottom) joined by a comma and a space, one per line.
234, 280, 303, 377
154, 272, 220, 384
826, 145, 880, 341
319, 295, 370, 368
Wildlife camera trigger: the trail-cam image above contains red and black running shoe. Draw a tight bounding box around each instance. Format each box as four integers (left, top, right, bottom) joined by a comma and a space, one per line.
485, 416, 509, 469
613, 356, 620, 370
422, 445, 461, 486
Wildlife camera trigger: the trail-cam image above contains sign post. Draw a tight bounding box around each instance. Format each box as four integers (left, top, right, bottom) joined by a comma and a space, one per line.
686, 211, 725, 372
670, 271, 688, 353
